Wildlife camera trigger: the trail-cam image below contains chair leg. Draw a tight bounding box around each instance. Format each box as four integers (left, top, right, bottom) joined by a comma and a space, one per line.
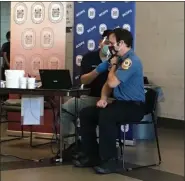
122, 125, 126, 169
154, 123, 162, 164
120, 123, 162, 172
21, 124, 24, 138
30, 125, 33, 147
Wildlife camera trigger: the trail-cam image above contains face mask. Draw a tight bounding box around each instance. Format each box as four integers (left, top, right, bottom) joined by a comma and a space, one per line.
112, 41, 122, 53
101, 45, 112, 59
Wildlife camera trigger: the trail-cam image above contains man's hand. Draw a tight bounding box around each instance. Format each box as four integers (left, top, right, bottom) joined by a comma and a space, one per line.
95, 61, 109, 74
96, 99, 108, 108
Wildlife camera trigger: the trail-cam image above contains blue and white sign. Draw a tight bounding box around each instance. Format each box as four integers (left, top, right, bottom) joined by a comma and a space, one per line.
74, 1, 136, 145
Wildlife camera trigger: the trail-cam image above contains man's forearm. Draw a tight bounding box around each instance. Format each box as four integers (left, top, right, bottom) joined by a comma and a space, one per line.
101, 82, 112, 100
107, 65, 117, 86
80, 69, 99, 85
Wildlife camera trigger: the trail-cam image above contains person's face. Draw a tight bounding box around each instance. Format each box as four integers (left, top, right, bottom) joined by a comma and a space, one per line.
108, 33, 126, 56
108, 33, 117, 46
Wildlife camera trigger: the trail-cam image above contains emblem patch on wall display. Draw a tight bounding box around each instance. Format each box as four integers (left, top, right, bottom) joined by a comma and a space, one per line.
111, 7, 119, 19
31, 2, 45, 24
88, 8, 96, 19
121, 58, 132, 70
21, 28, 36, 50
123, 24, 131, 31
48, 2, 64, 23
76, 55, 83, 66
14, 54, 26, 70
48, 55, 60, 69
87, 39, 95, 51
99, 24, 107, 35
121, 124, 129, 133
31, 54, 43, 75
14, 2, 27, 25
76, 23, 84, 35
40, 27, 54, 49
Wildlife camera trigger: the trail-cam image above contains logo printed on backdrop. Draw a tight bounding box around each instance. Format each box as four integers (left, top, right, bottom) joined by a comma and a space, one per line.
121, 124, 129, 133
48, 2, 64, 23
14, 54, 26, 70
99, 10, 108, 17
40, 27, 54, 49
31, 2, 45, 24
76, 41, 85, 49
14, 2, 27, 25
88, 8, 96, 19
87, 25, 96, 33
87, 39, 95, 51
21, 28, 36, 50
75, 75, 80, 80
123, 24, 131, 31
76, 10, 85, 17
99, 24, 107, 35
111, 8, 119, 19
76, 23, 84, 35
122, 9, 132, 18
115, 25, 120, 29
48, 55, 60, 69
31, 54, 43, 75
76, 55, 83, 66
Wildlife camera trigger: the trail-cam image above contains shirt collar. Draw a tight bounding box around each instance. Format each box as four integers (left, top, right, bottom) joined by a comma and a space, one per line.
121, 49, 134, 61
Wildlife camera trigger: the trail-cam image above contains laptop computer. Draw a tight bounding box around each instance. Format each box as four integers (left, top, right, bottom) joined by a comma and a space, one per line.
39, 69, 74, 89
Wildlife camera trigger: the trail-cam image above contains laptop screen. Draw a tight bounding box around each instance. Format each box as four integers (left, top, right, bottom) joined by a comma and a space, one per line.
39, 69, 72, 89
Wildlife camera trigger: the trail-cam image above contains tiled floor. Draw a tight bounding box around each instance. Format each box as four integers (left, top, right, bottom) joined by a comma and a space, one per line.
1, 128, 184, 181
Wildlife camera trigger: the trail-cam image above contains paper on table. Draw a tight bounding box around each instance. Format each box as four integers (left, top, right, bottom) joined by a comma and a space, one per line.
21, 96, 44, 125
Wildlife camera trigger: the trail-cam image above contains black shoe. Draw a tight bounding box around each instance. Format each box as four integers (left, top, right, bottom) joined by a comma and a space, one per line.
73, 156, 100, 168
94, 159, 121, 174
72, 152, 86, 160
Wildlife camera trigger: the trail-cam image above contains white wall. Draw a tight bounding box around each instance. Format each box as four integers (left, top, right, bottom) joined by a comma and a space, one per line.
1, 1, 184, 120
135, 2, 184, 120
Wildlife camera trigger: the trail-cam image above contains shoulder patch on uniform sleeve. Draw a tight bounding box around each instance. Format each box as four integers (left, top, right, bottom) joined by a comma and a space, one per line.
121, 58, 132, 70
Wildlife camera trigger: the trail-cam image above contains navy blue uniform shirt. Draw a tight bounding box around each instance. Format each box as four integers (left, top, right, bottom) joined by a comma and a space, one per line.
113, 49, 145, 102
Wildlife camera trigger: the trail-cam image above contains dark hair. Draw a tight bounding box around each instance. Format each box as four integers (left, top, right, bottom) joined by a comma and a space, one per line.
6, 31, 10, 40
102, 29, 113, 38
113, 28, 133, 48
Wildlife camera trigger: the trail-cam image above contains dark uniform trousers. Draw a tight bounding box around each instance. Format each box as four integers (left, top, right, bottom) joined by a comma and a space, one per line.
79, 100, 145, 160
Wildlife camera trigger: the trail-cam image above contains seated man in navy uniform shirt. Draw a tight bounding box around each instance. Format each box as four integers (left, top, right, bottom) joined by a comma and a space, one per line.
61, 30, 113, 146
74, 28, 145, 174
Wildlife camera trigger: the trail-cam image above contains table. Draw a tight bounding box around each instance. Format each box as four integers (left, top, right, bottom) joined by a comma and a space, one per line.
0, 87, 90, 162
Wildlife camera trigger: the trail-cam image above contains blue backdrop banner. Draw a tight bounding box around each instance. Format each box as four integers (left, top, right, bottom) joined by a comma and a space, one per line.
73, 1, 136, 145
